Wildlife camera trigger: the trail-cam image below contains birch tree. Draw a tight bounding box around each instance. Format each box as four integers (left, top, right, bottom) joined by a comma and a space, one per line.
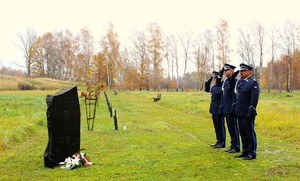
100, 22, 120, 88
78, 27, 95, 81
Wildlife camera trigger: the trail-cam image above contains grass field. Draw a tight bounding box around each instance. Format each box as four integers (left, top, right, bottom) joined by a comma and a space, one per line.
0, 86, 299, 180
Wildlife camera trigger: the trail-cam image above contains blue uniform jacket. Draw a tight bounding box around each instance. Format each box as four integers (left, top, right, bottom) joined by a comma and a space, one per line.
220, 77, 237, 114
205, 78, 222, 115
235, 77, 260, 117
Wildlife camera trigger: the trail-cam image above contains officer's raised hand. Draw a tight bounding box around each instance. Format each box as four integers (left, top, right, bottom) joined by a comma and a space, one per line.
229, 70, 239, 86
207, 76, 213, 84
232, 70, 240, 78
205, 76, 213, 92
219, 67, 224, 78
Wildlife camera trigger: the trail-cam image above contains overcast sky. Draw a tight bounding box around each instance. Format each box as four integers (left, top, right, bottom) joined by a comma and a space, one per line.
1, 0, 300, 71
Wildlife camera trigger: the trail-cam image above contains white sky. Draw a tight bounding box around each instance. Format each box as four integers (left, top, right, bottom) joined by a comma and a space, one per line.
1, 0, 300, 71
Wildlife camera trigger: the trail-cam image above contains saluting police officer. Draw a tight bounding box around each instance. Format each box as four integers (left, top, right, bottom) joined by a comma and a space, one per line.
220, 63, 240, 153
234, 63, 260, 160
205, 71, 225, 148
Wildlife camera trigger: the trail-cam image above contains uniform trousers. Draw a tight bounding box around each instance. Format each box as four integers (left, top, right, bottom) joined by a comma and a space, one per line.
224, 113, 240, 150
237, 116, 257, 156
212, 114, 225, 146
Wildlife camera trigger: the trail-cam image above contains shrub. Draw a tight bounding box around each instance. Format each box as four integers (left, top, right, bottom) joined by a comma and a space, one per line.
17, 82, 35, 90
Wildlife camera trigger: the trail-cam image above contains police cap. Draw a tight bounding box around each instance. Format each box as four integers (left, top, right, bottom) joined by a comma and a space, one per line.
240, 63, 253, 71
212, 71, 219, 77
224, 63, 236, 70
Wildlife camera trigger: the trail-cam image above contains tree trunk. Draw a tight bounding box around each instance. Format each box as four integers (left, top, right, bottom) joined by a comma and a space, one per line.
287, 59, 291, 92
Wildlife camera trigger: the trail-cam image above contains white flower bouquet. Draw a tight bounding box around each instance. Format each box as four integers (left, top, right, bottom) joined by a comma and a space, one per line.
60, 152, 92, 170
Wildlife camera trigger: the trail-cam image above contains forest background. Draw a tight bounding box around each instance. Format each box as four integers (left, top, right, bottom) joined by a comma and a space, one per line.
1, 19, 300, 92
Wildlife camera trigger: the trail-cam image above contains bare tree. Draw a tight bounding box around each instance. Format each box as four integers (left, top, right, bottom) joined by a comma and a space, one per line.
120, 48, 138, 90
16, 28, 38, 77
216, 19, 231, 69
59, 30, 78, 80
253, 22, 266, 86
130, 31, 151, 90
238, 28, 255, 64
164, 35, 172, 91
193, 33, 209, 91
279, 20, 295, 92
170, 35, 180, 91
193, 34, 202, 91
204, 30, 216, 71
289, 22, 297, 92
179, 31, 192, 91
267, 25, 280, 92
147, 23, 164, 91
237, 27, 256, 72
274, 58, 286, 92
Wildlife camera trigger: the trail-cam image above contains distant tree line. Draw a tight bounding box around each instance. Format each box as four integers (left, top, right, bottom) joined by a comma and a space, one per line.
0, 66, 23, 77
16, 19, 300, 92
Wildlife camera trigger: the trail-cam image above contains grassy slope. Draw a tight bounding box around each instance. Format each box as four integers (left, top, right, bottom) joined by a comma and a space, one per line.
0, 90, 299, 180
0, 75, 81, 91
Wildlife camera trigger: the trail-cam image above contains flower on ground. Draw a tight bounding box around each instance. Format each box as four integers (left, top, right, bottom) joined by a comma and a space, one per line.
60, 152, 92, 170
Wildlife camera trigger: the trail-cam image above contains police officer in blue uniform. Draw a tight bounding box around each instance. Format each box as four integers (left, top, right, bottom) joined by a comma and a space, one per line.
205, 71, 225, 148
220, 63, 240, 153
234, 63, 260, 160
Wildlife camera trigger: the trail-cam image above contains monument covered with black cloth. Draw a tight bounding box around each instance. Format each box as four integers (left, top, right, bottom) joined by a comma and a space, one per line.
44, 86, 81, 168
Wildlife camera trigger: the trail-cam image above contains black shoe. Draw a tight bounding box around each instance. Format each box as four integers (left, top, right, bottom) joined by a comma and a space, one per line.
224, 148, 232, 152
228, 149, 240, 153
213, 144, 225, 148
243, 154, 256, 160
235, 153, 248, 158
210, 143, 218, 147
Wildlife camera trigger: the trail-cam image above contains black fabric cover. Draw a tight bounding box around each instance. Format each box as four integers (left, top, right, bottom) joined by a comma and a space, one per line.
44, 86, 81, 168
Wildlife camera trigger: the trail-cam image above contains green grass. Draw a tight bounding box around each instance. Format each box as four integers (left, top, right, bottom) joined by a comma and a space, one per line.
0, 90, 299, 180
258, 92, 300, 143
0, 91, 47, 149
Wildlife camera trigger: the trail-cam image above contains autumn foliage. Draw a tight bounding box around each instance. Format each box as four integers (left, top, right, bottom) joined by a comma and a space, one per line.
16, 20, 300, 92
